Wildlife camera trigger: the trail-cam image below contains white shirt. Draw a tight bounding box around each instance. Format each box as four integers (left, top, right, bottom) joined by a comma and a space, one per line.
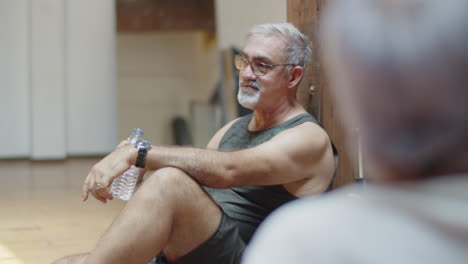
242, 175, 468, 264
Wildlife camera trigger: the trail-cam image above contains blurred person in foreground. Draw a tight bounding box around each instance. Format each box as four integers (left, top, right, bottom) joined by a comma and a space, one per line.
242, 0, 468, 263
52, 23, 335, 264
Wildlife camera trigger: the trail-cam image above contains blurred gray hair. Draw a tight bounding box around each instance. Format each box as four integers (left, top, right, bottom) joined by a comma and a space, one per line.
248, 23, 311, 73
321, 0, 468, 178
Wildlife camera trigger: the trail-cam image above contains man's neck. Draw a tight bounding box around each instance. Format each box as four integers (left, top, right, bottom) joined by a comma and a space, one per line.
249, 101, 305, 131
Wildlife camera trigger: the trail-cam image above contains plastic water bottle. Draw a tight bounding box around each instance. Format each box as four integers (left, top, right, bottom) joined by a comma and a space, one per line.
110, 128, 145, 201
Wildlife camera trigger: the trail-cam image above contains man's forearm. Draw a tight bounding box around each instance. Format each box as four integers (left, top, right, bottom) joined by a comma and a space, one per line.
145, 146, 235, 188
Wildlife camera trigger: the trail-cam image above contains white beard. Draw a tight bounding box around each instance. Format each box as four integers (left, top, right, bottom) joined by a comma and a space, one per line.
237, 81, 261, 109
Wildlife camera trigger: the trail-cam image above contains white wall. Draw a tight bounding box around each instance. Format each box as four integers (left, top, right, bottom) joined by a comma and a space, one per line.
0, 0, 117, 159
30, 0, 67, 159
215, 0, 287, 50
117, 31, 218, 146
66, 0, 117, 156
0, 0, 30, 158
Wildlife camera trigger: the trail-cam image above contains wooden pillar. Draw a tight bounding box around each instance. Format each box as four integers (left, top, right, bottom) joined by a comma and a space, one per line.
287, 0, 357, 188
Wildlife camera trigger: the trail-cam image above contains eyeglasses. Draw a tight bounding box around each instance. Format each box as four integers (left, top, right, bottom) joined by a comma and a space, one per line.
234, 54, 296, 76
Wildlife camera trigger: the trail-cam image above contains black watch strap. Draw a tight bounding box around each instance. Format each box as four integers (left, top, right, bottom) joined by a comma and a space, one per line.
135, 145, 148, 168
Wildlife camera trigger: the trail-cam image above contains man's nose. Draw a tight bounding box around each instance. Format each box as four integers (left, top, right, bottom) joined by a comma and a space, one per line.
240, 63, 257, 80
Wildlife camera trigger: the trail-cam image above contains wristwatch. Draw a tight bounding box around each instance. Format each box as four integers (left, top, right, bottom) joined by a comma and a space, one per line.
134, 139, 152, 168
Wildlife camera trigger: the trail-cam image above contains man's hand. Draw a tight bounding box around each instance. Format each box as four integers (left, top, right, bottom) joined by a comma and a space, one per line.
82, 144, 137, 203
116, 139, 131, 149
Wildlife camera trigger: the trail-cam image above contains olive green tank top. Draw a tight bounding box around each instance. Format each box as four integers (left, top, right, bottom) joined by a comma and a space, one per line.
205, 112, 320, 243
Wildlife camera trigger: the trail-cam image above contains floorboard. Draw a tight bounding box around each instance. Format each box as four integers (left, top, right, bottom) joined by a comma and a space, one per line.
0, 158, 126, 264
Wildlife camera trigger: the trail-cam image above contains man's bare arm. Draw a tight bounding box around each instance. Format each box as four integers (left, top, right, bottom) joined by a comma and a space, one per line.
145, 122, 333, 189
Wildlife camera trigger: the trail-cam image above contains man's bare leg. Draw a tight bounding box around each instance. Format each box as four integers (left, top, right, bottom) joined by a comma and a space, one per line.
53, 167, 222, 264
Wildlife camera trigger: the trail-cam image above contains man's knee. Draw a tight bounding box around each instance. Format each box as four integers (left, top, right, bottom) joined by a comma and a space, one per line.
143, 167, 194, 189
138, 167, 201, 201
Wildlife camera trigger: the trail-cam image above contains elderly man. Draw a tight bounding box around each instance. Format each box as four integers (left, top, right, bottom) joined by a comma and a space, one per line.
242, 1, 468, 264
53, 23, 335, 264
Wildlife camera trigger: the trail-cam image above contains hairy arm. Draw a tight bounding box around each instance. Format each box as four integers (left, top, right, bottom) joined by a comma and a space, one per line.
145, 122, 333, 189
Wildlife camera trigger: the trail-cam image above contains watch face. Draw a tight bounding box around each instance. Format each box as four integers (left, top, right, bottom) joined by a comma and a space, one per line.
134, 139, 152, 150
134, 139, 151, 168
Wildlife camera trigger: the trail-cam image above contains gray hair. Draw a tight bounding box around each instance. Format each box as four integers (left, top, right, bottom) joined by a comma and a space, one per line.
322, 0, 468, 178
247, 23, 311, 73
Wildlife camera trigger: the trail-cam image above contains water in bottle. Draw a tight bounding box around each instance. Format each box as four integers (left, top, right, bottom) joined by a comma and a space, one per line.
110, 128, 145, 200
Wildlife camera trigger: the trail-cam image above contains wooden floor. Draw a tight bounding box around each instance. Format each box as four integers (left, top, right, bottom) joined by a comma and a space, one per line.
0, 158, 126, 264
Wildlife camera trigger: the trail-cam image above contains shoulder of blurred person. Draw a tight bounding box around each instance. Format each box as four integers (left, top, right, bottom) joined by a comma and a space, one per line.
243, 175, 468, 264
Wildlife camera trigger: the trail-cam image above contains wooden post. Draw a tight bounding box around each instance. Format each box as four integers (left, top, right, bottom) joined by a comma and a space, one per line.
288, 0, 357, 188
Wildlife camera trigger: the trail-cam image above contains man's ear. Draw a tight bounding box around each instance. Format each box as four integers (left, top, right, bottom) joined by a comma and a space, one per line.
288, 66, 304, 89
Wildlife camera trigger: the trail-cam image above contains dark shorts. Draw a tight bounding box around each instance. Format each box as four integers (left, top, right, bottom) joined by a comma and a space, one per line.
152, 213, 246, 264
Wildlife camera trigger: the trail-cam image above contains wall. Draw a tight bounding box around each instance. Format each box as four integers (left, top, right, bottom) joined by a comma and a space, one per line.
66, 0, 117, 156
0, 0, 30, 158
30, 0, 67, 159
117, 31, 218, 146
0, 0, 117, 159
215, 0, 287, 50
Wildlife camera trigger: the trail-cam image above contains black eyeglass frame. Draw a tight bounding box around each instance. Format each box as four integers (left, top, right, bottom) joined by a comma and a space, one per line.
234, 54, 296, 76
